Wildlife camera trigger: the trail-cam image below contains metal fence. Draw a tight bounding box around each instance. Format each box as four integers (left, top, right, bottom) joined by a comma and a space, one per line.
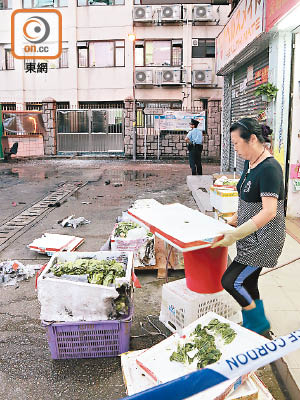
136, 107, 206, 159
56, 105, 124, 153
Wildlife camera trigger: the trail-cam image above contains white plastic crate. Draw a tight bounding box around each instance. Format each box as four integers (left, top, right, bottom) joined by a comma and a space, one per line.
159, 278, 241, 332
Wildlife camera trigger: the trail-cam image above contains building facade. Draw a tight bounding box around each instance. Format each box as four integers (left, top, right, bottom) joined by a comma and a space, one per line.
0, 0, 230, 159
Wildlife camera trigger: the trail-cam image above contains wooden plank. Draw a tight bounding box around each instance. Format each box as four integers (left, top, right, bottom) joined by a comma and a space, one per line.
135, 237, 182, 279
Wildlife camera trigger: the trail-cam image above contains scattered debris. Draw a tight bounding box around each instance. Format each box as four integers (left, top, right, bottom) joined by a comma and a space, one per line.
48, 201, 61, 208
28, 233, 84, 256
59, 215, 91, 229
0, 261, 41, 286
105, 180, 111, 185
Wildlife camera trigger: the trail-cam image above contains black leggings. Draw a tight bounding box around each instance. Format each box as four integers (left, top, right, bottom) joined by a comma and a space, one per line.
221, 261, 262, 307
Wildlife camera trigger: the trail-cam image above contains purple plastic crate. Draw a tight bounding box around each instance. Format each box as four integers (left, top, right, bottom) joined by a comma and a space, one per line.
43, 309, 133, 360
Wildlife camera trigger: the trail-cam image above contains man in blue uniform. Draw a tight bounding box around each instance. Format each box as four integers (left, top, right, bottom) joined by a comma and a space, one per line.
185, 119, 203, 175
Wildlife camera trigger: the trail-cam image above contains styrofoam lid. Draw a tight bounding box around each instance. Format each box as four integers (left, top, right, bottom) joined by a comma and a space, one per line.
128, 203, 234, 247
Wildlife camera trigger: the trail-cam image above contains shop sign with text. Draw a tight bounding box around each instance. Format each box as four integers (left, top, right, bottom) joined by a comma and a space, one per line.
216, 0, 264, 73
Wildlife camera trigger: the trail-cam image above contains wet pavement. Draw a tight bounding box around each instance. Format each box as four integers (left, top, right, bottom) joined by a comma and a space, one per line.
0, 159, 289, 400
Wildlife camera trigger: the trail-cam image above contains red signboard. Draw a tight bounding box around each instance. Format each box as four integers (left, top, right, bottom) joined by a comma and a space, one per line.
254, 66, 269, 86
266, 0, 300, 31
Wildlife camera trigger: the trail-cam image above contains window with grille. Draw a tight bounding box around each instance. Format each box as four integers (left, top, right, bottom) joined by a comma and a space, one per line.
56, 102, 70, 109
5, 50, 14, 70
0, 0, 12, 9
23, 0, 68, 7
192, 39, 215, 58
78, 101, 124, 109
59, 49, 68, 68
135, 40, 182, 67
26, 102, 42, 111
77, 41, 125, 68
0, 103, 16, 110
24, 48, 68, 69
77, 0, 124, 5
0, 46, 14, 70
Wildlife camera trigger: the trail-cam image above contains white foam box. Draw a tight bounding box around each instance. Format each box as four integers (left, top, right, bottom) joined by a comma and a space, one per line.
136, 312, 269, 400
210, 186, 218, 209
37, 251, 133, 322
225, 373, 275, 400
214, 189, 239, 214
121, 352, 274, 399
159, 278, 242, 332
226, 374, 258, 400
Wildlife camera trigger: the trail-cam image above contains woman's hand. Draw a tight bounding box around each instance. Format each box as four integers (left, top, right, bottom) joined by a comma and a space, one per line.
211, 219, 258, 248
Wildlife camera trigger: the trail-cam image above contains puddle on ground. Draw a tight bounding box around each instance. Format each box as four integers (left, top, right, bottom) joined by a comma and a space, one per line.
105, 170, 159, 182
0, 167, 82, 182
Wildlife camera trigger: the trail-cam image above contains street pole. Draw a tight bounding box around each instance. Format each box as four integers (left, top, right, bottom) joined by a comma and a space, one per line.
132, 37, 137, 161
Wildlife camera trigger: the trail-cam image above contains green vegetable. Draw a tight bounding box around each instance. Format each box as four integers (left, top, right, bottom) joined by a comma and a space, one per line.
169, 318, 236, 369
49, 258, 126, 286
114, 222, 140, 238
205, 318, 237, 344
102, 271, 115, 286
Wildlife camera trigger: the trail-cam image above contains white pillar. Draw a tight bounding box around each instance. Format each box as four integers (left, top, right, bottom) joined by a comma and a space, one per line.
268, 31, 293, 173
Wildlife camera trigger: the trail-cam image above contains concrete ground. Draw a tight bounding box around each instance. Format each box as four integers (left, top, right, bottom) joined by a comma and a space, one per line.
0, 159, 289, 400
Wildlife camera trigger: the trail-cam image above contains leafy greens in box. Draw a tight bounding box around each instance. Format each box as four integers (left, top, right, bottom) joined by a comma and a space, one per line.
170, 318, 237, 369
50, 259, 125, 286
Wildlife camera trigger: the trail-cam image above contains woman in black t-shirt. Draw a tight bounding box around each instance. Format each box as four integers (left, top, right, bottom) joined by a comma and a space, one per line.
211, 119, 286, 335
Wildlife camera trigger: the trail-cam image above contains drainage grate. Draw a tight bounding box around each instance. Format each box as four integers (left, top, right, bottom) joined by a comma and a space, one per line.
0, 182, 87, 252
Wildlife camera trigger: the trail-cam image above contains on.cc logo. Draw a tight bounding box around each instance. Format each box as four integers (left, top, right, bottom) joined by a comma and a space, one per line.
23, 16, 50, 44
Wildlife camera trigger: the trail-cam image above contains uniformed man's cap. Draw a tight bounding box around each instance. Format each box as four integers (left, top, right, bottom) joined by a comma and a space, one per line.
190, 119, 199, 127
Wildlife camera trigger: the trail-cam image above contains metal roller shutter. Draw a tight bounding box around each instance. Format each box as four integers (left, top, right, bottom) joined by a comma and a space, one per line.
229, 50, 269, 173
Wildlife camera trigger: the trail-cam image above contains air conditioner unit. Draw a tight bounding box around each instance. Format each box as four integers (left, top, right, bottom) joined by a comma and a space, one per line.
193, 5, 213, 21
133, 6, 153, 22
192, 70, 212, 85
161, 5, 181, 21
160, 69, 182, 84
135, 70, 153, 85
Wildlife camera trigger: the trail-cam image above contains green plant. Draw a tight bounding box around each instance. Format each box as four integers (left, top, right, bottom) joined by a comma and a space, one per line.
255, 83, 279, 102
